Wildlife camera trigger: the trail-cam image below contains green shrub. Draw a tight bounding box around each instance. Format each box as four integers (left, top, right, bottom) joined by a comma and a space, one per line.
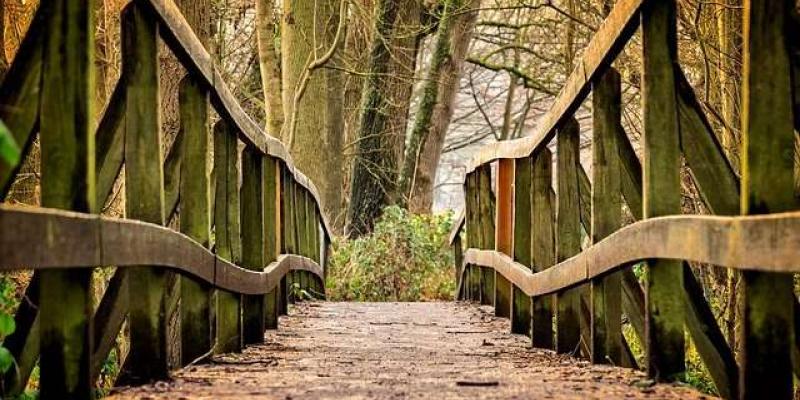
326, 206, 455, 301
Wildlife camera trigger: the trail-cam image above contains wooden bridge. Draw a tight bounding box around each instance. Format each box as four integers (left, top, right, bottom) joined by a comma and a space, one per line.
0, 0, 797, 399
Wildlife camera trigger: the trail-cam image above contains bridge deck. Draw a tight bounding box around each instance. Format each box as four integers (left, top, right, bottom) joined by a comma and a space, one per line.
109, 302, 709, 399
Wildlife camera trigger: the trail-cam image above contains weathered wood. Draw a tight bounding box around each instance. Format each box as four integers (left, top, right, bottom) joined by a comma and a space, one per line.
493, 160, 511, 315
241, 146, 266, 344
37, 0, 95, 396
0, 5, 45, 196
281, 166, 297, 304
0, 209, 324, 296
641, 0, 684, 380
214, 120, 243, 354
478, 165, 496, 306
463, 0, 644, 172
163, 126, 184, 220
531, 147, 555, 350
264, 157, 280, 329
465, 173, 480, 302
555, 119, 580, 354
140, 0, 332, 238
616, 123, 642, 220
178, 76, 213, 365
121, 2, 169, 384
511, 157, 532, 336
458, 204, 800, 294
739, 0, 797, 397
95, 81, 127, 207
2, 275, 40, 395
590, 68, 623, 366
91, 269, 128, 380
675, 69, 740, 216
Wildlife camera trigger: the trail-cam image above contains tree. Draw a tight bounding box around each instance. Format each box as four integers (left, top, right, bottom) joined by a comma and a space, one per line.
255, 0, 284, 137
346, 0, 400, 238
404, 0, 478, 213
281, 0, 347, 222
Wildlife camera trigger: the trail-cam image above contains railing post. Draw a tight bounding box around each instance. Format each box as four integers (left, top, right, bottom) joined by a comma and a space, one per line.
241, 146, 266, 344
264, 157, 281, 329
122, 2, 169, 383
494, 160, 513, 317
178, 76, 213, 365
555, 119, 581, 354
213, 120, 243, 354
464, 172, 480, 302
641, 0, 684, 380
511, 157, 532, 336
532, 147, 555, 350
739, 0, 796, 397
38, 0, 95, 396
281, 168, 297, 303
590, 68, 623, 365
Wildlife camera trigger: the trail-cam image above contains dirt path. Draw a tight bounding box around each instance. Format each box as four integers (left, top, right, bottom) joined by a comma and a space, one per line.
109, 302, 713, 399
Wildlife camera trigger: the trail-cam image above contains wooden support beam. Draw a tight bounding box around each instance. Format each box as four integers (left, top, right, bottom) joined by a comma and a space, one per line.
675, 69, 740, 216
0, 5, 44, 197
590, 68, 623, 365
739, 0, 797, 397
213, 120, 242, 354
555, 119, 580, 354
494, 160, 512, 315
121, 2, 169, 383
511, 157, 533, 336
38, 0, 95, 396
641, 0, 684, 380
264, 157, 280, 329
95, 81, 126, 207
465, 172, 480, 302
478, 164, 496, 310
177, 76, 213, 365
3, 273, 40, 395
241, 146, 266, 344
530, 147, 555, 349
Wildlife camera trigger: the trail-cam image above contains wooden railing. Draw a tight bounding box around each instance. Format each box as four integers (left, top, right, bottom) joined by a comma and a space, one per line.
0, 0, 330, 397
449, 1, 800, 399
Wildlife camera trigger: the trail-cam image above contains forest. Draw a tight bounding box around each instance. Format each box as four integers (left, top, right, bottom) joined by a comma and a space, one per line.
0, 0, 799, 398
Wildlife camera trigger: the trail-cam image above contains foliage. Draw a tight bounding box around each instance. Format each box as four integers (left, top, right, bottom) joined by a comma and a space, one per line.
0, 119, 20, 168
327, 206, 455, 301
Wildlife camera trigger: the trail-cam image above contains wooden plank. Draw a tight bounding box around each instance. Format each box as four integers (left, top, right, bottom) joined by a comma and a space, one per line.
95, 81, 126, 207
739, 0, 797, 397
121, 1, 169, 384
494, 160, 512, 315
590, 68, 623, 365
465, 173, 480, 301
214, 119, 243, 354
675, 69, 740, 216
641, 0, 684, 380
37, 0, 95, 396
511, 157, 532, 336
241, 146, 266, 344
264, 157, 280, 329
91, 269, 127, 380
555, 119, 580, 354
531, 147, 555, 349
0, 5, 45, 196
178, 76, 213, 365
617, 123, 642, 220
478, 164, 497, 309
2, 275, 40, 395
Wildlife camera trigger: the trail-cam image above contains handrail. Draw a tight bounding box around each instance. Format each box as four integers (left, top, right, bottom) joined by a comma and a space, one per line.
140, 0, 332, 239
458, 211, 800, 298
0, 205, 323, 295
463, 0, 643, 174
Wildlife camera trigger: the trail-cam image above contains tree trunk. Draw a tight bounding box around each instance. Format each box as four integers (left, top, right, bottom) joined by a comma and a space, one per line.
281, 0, 344, 223
386, 1, 424, 168
256, 0, 284, 137
345, 0, 401, 237
407, 0, 478, 213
